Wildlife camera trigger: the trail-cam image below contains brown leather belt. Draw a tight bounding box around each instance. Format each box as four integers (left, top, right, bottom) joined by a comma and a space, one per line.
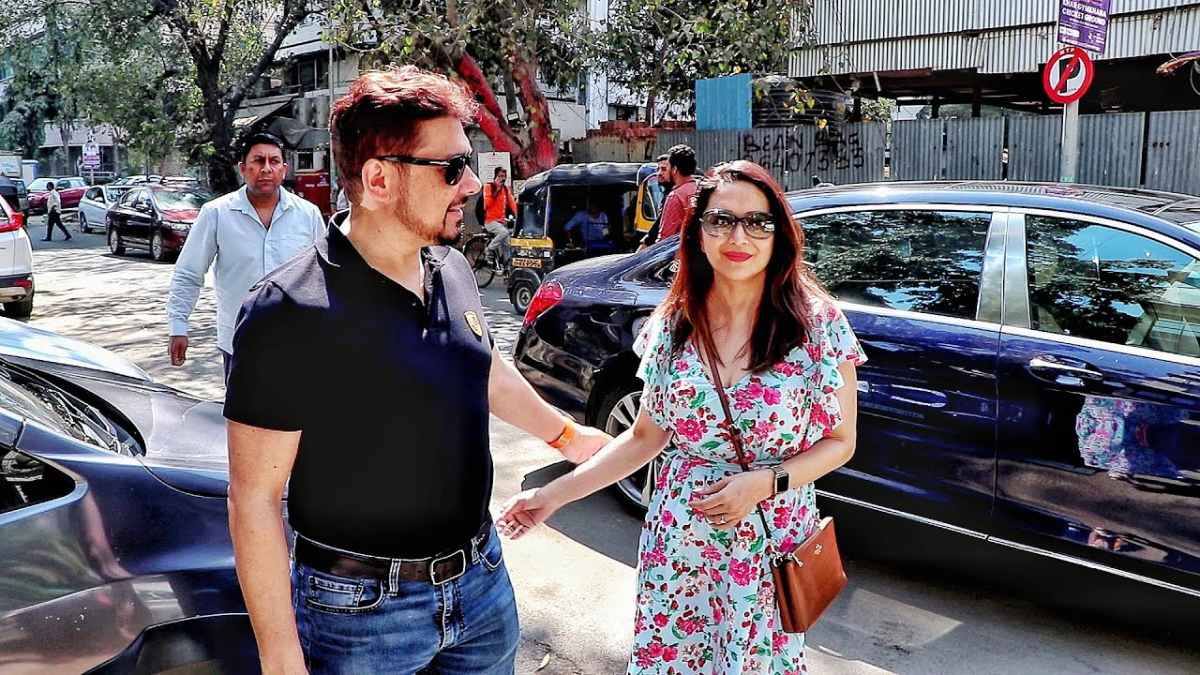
294, 522, 491, 586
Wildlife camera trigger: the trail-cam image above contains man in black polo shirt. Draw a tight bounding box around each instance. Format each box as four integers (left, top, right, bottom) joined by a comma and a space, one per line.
224, 67, 610, 674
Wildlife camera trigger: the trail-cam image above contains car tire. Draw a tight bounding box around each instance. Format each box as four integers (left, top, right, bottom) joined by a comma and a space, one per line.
509, 278, 537, 315
4, 282, 33, 319
108, 227, 125, 255
597, 382, 665, 513
151, 229, 169, 262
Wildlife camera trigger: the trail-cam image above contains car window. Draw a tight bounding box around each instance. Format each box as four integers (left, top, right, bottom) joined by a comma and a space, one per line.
85, 187, 100, 201
1, 449, 74, 515
800, 209, 992, 320
119, 189, 140, 207
29, 179, 51, 191
154, 189, 211, 210
1026, 216, 1200, 357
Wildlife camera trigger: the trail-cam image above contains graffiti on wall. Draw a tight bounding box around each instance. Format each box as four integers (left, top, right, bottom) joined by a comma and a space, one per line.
738, 125, 865, 175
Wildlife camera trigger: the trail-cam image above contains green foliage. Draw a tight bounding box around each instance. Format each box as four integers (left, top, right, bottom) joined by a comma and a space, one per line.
593, 0, 814, 121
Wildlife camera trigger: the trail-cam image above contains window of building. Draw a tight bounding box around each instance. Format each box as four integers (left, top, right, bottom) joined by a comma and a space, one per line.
800, 209, 993, 320
296, 151, 315, 171
1026, 216, 1200, 357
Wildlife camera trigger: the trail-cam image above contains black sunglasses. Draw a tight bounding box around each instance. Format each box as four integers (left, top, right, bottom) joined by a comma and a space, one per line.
375, 153, 473, 185
699, 209, 776, 239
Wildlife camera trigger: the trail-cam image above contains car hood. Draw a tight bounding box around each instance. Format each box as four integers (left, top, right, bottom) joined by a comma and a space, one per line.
161, 208, 200, 222
35, 363, 231, 496
0, 317, 151, 382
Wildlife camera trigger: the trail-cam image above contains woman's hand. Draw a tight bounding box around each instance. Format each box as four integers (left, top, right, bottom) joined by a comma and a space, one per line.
497, 488, 564, 539
689, 470, 774, 531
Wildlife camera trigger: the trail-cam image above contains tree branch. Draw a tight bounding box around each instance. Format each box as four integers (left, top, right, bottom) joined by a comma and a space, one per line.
223, 0, 312, 120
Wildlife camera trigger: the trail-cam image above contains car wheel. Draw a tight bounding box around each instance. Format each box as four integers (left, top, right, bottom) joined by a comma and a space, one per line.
599, 383, 666, 512
78, 212, 89, 233
4, 282, 33, 319
151, 229, 169, 262
108, 227, 125, 255
509, 278, 537, 315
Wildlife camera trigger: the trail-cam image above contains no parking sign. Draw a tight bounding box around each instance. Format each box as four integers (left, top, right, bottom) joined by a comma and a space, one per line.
1042, 46, 1095, 104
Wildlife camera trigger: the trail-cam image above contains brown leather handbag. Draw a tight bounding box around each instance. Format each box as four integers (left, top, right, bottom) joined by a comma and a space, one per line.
702, 343, 848, 633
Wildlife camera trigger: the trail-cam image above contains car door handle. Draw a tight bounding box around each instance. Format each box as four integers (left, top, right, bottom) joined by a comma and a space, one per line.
1028, 356, 1104, 386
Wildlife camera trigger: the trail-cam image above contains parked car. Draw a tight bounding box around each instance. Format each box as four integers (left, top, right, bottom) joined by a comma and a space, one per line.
77, 184, 132, 233
27, 176, 89, 214
106, 185, 213, 262
513, 181, 1200, 602
0, 194, 33, 318
0, 176, 29, 216
0, 315, 256, 672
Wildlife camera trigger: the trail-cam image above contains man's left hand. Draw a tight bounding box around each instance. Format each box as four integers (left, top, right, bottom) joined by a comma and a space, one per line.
559, 424, 611, 464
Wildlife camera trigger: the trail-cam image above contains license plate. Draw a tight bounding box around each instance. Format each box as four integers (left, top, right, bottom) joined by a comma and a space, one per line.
512, 258, 543, 269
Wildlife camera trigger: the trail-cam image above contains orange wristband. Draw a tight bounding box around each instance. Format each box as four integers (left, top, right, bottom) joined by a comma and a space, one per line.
548, 418, 576, 450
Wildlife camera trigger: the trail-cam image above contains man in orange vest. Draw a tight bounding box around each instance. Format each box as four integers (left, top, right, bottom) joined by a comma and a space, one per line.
481, 166, 517, 269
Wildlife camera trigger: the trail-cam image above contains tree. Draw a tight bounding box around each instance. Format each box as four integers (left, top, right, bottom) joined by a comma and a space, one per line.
2, 0, 318, 191
0, 2, 81, 160
593, 0, 814, 123
331, 0, 591, 177
69, 30, 197, 175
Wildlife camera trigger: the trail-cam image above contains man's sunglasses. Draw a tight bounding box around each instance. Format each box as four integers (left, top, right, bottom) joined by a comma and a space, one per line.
375, 153, 473, 185
699, 209, 776, 239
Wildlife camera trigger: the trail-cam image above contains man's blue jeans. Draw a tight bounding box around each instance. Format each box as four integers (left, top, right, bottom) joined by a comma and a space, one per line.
291, 527, 519, 674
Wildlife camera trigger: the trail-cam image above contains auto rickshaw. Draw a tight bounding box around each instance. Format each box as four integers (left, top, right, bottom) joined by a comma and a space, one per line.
507, 162, 664, 314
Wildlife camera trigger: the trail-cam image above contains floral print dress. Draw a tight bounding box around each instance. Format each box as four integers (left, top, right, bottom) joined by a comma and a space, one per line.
629, 300, 866, 675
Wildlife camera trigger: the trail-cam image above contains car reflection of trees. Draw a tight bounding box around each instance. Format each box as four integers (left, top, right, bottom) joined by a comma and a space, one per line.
802, 210, 988, 319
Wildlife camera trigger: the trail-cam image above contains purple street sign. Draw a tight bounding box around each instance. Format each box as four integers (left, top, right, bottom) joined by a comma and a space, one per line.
1058, 0, 1110, 54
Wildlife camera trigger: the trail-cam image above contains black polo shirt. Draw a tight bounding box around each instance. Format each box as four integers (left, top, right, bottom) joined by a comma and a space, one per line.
223, 214, 494, 558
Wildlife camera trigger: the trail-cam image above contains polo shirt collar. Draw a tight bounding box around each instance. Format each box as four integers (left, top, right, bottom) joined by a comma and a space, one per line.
318, 210, 447, 275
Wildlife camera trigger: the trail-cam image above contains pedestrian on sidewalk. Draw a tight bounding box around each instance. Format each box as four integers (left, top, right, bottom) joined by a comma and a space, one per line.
639, 144, 697, 249
223, 66, 611, 675
500, 160, 866, 674
42, 182, 71, 241
165, 132, 325, 379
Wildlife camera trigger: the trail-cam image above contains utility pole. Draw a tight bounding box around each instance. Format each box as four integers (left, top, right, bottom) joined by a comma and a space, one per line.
327, 3, 337, 212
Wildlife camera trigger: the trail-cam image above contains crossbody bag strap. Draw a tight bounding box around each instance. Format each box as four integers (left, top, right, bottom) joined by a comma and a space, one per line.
699, 340, 776, 544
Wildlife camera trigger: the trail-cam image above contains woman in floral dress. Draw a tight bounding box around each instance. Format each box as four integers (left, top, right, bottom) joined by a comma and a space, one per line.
500, 161, 866, 674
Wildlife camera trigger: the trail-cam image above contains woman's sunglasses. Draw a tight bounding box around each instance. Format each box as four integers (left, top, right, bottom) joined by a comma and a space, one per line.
375, 153, 473, 185
699, 209, 776, 240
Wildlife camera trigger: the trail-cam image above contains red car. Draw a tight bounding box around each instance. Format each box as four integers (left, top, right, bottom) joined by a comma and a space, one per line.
105, 185, 213, 262
28, 176, 89, 214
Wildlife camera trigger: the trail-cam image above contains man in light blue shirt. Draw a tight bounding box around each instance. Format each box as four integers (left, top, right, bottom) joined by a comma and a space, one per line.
167, 132, 325, 376
564, 201, 615, 254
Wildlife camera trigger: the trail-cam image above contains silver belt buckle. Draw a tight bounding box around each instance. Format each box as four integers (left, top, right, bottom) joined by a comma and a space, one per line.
430, 548, 467, 586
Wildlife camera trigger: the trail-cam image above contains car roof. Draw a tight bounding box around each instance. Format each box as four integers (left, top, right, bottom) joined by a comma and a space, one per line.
787, 181, 1200, 248
521, 162, 656, 194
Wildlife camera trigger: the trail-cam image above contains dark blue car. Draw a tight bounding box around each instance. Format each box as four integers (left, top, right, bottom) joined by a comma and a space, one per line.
513, 181, 1200, 601
0, 318, 254, 672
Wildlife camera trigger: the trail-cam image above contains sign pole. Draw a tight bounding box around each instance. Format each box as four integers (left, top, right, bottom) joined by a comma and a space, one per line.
1060, 97, 1080, 183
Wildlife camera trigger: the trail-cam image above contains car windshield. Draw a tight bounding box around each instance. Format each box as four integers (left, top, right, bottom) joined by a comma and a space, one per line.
154, 189, 212, 210
0, 361, 130, 454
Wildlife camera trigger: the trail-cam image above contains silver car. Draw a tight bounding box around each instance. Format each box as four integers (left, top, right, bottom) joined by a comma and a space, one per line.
77, 185, 132, 234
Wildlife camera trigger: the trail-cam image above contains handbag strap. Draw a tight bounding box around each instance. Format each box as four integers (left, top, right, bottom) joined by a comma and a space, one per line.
699, 339, 777, 550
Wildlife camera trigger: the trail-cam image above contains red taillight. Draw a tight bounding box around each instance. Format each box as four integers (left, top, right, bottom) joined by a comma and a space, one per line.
0, 216, 19, 233
523, 280, 563, 327
13, 278, 30, 289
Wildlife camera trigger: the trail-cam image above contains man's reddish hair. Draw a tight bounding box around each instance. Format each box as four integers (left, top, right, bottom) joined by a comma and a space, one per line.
330, 66, 478, 204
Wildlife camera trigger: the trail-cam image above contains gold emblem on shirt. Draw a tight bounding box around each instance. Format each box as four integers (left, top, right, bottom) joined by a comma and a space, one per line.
464, 311, 484, 338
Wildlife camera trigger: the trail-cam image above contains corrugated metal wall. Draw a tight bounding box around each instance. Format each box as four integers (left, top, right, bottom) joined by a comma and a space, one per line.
696, 74, 752, 131
807, 0, 1183, 45
1079, 112, 1145, 187
944, 118, 1005, 180
580, 111, 1198, 197
792, 2, 1200, 77
651, 124, 887, 189
1144, 110, 1200, 195
892, 120, 944, 180
1007, 115, 1061, 182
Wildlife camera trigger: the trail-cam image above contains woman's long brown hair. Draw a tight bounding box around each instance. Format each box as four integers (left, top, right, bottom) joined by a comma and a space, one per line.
662, 160, 829, 372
